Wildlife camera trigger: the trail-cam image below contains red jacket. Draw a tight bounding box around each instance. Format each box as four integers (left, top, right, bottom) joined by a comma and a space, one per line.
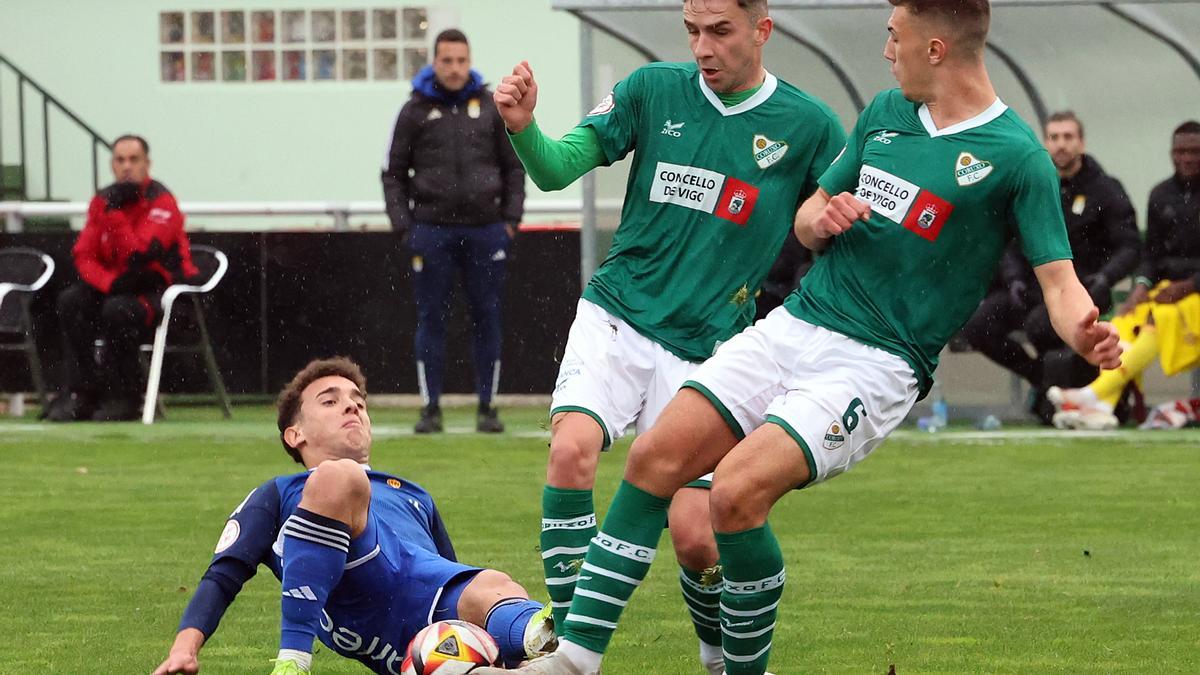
73, 179, 197, 293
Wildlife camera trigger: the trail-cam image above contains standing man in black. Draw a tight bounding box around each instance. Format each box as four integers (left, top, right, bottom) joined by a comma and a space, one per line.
382, 29, 525, 434
961, 111, 1140, 420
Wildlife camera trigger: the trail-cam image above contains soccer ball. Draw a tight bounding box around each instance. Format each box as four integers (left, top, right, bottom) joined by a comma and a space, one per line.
401, 620, 501, 674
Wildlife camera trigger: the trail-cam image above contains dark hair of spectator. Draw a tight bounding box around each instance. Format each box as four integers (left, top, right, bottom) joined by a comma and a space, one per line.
434, 29, 469, 58
113, 134, 150, 156
276, 357, 368, 463
1046, 110, 1085, 140
1175, 120, 1200, 137
886, 0, 990, 54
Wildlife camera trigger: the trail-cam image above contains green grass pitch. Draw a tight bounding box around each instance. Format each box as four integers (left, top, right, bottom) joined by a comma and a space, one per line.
0, 406, 1196, 673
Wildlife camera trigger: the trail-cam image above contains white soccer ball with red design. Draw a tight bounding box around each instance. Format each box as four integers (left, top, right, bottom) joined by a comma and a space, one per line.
401, 619, 500, 674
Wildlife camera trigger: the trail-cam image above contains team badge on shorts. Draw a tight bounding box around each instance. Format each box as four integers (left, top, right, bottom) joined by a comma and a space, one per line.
823, 422, 845, 451
954, 152, 993, 186
752, 134, 788, 169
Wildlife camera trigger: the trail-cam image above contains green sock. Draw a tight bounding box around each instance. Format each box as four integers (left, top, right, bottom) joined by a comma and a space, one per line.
562, 480, 670, 653
716, 524, 785, 675
680, 565, 723, 647
541, 486, 596, 630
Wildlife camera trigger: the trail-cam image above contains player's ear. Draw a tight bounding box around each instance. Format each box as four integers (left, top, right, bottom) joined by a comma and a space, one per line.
283, 425, 304, 450
754, 16, 773, 46
927, 37, 947, 65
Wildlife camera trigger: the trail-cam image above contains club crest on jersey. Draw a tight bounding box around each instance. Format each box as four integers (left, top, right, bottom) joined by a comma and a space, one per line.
955, 151, 993, 186
467, 98, 481, 119
587, 92, 615, 116
752, 134, 788, 169
823, 422, 845, 451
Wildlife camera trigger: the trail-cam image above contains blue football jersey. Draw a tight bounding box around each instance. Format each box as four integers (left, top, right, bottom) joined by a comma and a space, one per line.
203, 467, 476, 674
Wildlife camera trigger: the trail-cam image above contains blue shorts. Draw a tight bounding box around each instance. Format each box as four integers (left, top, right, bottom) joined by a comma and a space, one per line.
319, 509, 483, 663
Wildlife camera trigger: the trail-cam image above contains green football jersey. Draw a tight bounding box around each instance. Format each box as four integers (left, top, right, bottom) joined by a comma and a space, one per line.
786, 89, 1071, 394
579, 62, 845, 363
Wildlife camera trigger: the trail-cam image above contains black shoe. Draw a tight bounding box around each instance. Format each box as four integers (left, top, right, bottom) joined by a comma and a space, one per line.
1027, 388, 1056, 427
476, 407, 504, 433
92, 397, 140, 422
414, 406, 443, 434
44, 392, 97, 422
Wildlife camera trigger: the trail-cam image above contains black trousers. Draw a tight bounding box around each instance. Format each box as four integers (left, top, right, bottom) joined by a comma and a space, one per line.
56, 283, 156, 399
960, 289, 1098, 390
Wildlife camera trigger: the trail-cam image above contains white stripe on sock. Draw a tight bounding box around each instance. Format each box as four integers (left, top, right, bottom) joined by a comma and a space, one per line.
722, 621, 777, 639
581, 562, 640, 586
723, 642, 772, 663
720, 599, 780, 617
573, 588, 628, 608
565, 614, 618, 629
541, 545, 590, 558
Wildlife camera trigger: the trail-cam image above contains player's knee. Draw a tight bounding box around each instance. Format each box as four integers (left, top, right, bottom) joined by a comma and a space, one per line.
709, 480, 769, 534
546, 432, 600, 488
625, 433, 687, 484
670, 518, 718, 570
459, 569, 528, 625
304, 458, 370, 508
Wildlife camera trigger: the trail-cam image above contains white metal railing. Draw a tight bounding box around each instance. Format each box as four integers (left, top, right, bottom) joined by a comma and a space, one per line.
0, 199, 626, 232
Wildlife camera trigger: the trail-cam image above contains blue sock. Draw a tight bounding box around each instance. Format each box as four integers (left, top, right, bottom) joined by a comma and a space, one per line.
485, 598, 543, 667
280, 507, 352, 652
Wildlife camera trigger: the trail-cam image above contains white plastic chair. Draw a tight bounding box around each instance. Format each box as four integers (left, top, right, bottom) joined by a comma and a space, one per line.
141, 244, 231, 424
0, 247, 55, 407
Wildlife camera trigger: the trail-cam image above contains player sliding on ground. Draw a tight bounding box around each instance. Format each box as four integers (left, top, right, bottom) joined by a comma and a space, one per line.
481, 0, 1123, 673
492, 1, 844, 672
151, 358, 555, 675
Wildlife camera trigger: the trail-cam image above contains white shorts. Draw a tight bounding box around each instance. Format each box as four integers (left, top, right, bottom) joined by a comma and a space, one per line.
685, 307, 919, 488
551, 298, 700, 450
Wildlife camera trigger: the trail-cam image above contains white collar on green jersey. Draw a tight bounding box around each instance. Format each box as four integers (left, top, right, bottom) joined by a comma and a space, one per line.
698, 70, 778, 116
917, 98, 1008, 137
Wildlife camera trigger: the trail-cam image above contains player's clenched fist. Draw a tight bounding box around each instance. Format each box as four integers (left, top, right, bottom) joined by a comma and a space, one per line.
813, 192, 872, 238
493, 61, 538, 134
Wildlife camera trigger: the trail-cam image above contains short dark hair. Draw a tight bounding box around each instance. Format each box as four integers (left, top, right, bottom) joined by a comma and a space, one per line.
1174, 120, 1200, 137
684, 0, 769, 22
112, 134, 150, 156
434, 28, 469, 58
887, 0, 991, 55
276, 357, 368, 463
1046, 110, 1084, 139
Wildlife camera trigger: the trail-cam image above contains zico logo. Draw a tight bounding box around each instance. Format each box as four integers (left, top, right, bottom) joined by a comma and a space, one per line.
593, 533, 657, 562
650, 161, 760, 226
855, 165, 954, 242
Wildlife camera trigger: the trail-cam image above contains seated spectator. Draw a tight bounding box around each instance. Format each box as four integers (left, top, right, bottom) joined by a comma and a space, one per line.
960, 111, 1140, 422
1050, 119, 1200, 429
42, 135, 196, 422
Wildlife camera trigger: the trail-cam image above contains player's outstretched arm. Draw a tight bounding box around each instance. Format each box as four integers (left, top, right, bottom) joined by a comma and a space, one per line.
1034, 259, 1123, 369
151, 627, 205, 675
494, 61, 538, 134
794, 188, 871, 252
494, 60, 606, 192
